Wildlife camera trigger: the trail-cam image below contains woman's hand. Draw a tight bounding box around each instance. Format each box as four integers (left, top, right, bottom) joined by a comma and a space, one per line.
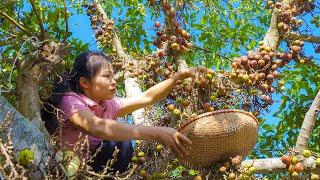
178, 67, 198, 80
154, 127, 192, 157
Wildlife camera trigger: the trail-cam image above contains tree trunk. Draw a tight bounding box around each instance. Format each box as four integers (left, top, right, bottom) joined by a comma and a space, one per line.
295, 89, 320, 151
16, 60, 50, 134
0, 94, 52, 166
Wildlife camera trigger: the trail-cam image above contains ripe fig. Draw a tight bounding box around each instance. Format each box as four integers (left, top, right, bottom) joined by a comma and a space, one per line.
281, 155, 291, 165
258, 59, 266, 66
219, 166, 227, 173
181, 30, 188, 37
173, 21, 179, 28
171, 43, 179, 50
193, 175, 202, 180
271, 64, 278, 70
203, 102, 211, 110
294, 162, 304, 173
249, 74, 256, 81
229, 173, 236, 180
266, 74, 274, 80
155, 21, 161, 28
187, 42, 193, 49
167, 104, 175, 111
291, 45, 301, 52
164, 3, 171, 10
158, 50, 165, 58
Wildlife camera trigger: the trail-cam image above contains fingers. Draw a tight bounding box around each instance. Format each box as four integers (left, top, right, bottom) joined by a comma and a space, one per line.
177, 132, 192, 145
173, 132, 192, 157
170, 140, 184, 157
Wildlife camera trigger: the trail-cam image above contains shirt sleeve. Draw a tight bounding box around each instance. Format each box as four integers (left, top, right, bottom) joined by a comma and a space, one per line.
105, 97, 125, 119
59, 94, 89, 120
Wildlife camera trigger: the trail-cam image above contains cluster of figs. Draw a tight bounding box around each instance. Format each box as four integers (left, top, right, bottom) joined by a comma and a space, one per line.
86, 4, 114, 47
153, 2, 194, 58
230, 40, 305, 108
281, 149, 320, 179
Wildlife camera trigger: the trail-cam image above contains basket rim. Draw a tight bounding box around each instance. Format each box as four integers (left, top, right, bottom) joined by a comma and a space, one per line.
178, 109, 259, 132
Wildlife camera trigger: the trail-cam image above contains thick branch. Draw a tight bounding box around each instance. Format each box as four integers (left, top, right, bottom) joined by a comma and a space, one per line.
262, 11, 280, 50
242, 157, 320, 174
94, 2, 129, 60
93, 1, 150, 126
295, 89, 320, 151
29, 0, 45, 40
0, 11, 32, 36
286, 33, 320, 44
0, 95, 52, 168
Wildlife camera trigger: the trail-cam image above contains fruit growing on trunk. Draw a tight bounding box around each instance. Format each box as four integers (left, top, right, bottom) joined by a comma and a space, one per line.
294, 162, 304, 173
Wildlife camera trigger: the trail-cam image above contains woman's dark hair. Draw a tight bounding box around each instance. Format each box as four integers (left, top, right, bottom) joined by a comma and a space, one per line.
41, 51, 113, 134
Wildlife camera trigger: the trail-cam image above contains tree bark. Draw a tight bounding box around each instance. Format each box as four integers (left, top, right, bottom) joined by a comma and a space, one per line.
262, 10, 280, 50
242, 157, 320, 174
94, 1, 151, 126
286, 33, 320, 44
0, 94, 52, 166
295, 89, 320, 151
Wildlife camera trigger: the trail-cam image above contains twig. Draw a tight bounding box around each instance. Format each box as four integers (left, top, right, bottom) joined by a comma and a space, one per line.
0, 11, 32, 36
0, 143, 19, 177
63, 0, 69, 43
29, 0, 45, 40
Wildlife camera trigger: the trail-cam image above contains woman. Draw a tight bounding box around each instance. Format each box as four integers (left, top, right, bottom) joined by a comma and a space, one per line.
42, 51, 196, 173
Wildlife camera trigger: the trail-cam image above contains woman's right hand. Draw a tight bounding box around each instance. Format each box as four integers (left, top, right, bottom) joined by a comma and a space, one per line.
154, 127, 192, 157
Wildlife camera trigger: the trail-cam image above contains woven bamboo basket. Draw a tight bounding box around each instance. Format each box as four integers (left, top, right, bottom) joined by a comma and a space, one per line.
177, 109, 259, 169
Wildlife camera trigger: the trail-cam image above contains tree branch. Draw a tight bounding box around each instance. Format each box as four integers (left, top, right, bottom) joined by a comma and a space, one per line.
63, 0, 69, 43
285, 33, 320, 44
29, 0, 45, 40
262, 10, 280, 50
242, 157, 320, 174
93, 1, 151, 126
295, 89, 320, 151
0, 11, 32, 36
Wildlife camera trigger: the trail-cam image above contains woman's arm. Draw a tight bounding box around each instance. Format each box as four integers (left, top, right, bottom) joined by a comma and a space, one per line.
117, 68, 197, 117
70, 110, 191, 156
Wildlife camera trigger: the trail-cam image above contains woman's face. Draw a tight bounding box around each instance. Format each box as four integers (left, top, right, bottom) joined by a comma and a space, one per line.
83, 62, 117, 102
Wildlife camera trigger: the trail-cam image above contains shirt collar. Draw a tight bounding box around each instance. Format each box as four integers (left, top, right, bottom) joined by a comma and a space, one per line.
78, 93, 106, 110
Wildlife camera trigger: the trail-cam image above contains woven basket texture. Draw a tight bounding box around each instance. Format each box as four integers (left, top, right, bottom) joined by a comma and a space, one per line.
177, 109, 259, 169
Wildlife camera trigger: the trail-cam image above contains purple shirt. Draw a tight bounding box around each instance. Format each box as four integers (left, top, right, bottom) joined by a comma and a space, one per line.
59, 92, 124, 157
